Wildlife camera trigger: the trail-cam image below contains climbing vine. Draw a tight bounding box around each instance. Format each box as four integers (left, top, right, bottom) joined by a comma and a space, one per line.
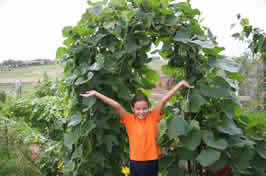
55, 0, 266, 175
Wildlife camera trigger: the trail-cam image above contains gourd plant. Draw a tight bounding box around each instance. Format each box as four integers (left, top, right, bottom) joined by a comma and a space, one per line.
56, 0, 266, 175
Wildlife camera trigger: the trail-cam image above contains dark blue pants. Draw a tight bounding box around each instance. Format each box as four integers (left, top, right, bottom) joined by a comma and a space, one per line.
130, 160, 158, 176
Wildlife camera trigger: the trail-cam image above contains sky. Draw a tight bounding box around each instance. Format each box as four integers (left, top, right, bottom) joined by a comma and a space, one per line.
0, 0, 265, 62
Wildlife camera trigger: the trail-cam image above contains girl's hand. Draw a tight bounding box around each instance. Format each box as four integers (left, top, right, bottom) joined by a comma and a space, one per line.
180, 80, 195, 88
80, 90, 98, 97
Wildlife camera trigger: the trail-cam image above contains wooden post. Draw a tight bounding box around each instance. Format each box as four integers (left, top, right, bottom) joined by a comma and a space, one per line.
3, 120, 10, 159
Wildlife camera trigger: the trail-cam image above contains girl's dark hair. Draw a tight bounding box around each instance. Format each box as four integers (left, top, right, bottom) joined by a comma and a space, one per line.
131, 94, 150, 107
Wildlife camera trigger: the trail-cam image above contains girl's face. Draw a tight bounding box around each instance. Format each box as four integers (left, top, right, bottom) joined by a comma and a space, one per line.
131, 101, 149, 120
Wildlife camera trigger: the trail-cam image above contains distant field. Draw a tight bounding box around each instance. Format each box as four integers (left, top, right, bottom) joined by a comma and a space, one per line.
0, 64, 63, 94
0, 60, 167, 96
0, 64, 63, 83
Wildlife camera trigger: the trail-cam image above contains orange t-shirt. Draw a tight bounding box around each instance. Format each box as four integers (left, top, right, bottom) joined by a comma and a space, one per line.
120, 108, 163, 161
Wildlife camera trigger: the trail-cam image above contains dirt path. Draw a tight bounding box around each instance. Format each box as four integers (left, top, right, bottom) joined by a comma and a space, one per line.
150, 68, 170, 101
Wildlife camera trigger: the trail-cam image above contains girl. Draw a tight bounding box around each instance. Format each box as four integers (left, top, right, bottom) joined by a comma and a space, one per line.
80, 80, 194, 176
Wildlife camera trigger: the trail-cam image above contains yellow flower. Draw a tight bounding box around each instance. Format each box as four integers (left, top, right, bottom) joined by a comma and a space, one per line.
121, 166, 130, 176
58, 161, 64, 169
158, 82, 162, 89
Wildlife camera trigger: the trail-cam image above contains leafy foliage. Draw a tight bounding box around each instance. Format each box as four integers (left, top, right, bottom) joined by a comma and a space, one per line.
0, 117, 42, 175
53, 0, 266, 175
232, 15, 266, 61
2, 1, 265, 175
33, 72, 60, 98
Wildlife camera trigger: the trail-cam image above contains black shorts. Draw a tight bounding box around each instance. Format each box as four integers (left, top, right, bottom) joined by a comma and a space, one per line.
130, 159, 158, 176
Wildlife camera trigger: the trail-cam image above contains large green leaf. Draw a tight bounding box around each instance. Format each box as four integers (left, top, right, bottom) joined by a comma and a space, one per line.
144, 67, 160, 83
89, 34, 107, 46
203, 47, 225, 56
164, 15, 179, 26
88, 54, 105, 71
161, 64, 178, 76
125, 38, 139, 53
90, 5, 104, 16
203, 131, 228, 150
87, 72, 94, 80
174, 31, 191, 43
83, 120, 96, 136
256, 142, 266, 159
90, 151, 106, 166
167, 116, 190, 139
62, 26, 72, 38
208, 56, 239, 72
64, 133, 78, 150
180, 130, 201, 151
88, 62, 102, 71
225, 71, 245, 81
68, 112, 82, 127
56, 47, 66, 59
82, 96, 96, 111
176, 148, 197, 160
104, 134, 119, 153
64, 160, 75, 173
222, 100, 235, 119
72, 145, 83, 159
142, 12, 155, 28
209, 154, 228, 172
75, 77, 88, 86
143, 0, 161, 10
217, 119, 242, 135
212, 76, 231, 89
190, 89, 207, 112
167, 167, 185, 176
200, 86, 231, 98
190, 40, 216, 49
231, 148, 254, 171
228, 135, 255, 148
197, 149, 221, 167
109, 0, 127, 8
65, 71, 79, 86
252, 156, 266, 170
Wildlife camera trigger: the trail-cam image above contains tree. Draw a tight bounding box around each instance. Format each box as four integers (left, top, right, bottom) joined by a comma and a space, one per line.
232, 15, 265, 111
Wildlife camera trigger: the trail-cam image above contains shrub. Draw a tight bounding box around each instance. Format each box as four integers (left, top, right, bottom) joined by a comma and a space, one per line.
33, 72, 60, 98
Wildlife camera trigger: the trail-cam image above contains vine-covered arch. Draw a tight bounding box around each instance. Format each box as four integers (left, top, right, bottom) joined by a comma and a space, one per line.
56, 0, 266, 175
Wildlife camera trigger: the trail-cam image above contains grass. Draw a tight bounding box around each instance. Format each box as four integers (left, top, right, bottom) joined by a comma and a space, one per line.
0, 123, 42, 176
0, 158, 41, 176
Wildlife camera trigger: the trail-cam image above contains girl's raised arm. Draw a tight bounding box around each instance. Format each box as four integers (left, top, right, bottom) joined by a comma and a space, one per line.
80, 90, 127, 120
155, 80, 194, 114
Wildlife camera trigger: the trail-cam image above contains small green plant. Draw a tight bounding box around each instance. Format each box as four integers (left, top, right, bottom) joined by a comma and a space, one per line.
242, 112, 266, 133
0, 117, 42, 176
33, 72, 60, 98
